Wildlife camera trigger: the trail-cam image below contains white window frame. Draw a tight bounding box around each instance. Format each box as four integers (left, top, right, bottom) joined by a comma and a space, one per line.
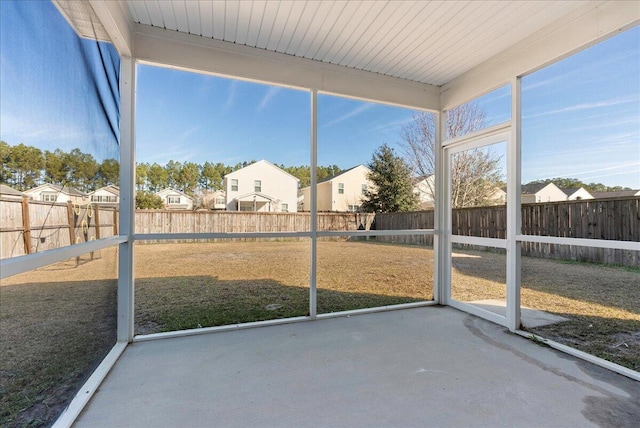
338, 183, 344, 194
42, 192, 57, 202
231, 179, 238, 191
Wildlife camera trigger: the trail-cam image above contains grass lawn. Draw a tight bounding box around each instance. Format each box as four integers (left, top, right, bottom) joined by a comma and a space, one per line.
1, 240, 638, 426
1, 249, 117, 428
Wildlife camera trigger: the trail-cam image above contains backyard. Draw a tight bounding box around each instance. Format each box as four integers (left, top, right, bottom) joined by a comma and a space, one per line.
1, 240, 639, 426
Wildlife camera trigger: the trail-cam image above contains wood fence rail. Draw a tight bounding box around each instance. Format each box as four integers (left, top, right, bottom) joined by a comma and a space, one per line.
134, 210, 375, 243
0, 197, 118, 259
375, 197, 639, 267
2, 197, 637, 266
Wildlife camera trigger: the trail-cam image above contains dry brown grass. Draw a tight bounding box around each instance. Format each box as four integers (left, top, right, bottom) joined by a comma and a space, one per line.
1, 241, 638, 427
133, 240, 433, 333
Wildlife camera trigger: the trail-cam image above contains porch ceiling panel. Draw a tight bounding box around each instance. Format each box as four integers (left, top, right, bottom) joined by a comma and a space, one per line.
125, 0, 591, 86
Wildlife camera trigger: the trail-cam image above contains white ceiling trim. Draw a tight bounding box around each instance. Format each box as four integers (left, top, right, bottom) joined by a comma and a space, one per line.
133, 23, 441, 111
123, 1, 596, 86
441, 0, 640, 109
88, 0, 134, 56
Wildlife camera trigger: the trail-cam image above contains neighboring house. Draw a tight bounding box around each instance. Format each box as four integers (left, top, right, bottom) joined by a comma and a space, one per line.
155, 187, 194, 210
89, 185, 120, 205
590, 190, 640, 199
521, 183, 567, 204
489, 187, 507, 204
0, 184, 25, 200
199, 189, 227, 210
413, 175, 505, 208
224, 160, 299, 212
560, 187, 593, 201
300, 165, 371, 212
413, 175, 435, 208
24, 183, 88, 203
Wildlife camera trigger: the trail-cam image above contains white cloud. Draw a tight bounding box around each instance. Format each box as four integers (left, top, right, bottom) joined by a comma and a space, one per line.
523, 95, 639, 119
258, 87, 281, 111
224, 80, 238, 109
180, 126, 201, 141
322, 103, 374, 127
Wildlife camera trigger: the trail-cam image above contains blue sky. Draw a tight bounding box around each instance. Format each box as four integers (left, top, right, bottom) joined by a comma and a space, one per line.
1, 2, 638, 188
0, 1, 120, 161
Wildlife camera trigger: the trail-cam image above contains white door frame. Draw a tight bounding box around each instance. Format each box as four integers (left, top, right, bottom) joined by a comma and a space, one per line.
442, 124, 516, 328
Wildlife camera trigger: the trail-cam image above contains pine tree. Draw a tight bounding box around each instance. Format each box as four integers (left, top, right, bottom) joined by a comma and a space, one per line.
361, 144, 419, 213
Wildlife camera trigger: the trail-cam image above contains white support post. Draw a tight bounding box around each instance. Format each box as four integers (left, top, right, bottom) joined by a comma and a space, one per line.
435, 111, 450, 305
309, 90, 318, 318
506, 77, 522, 332
118, 56, 136, 342
432, 111, 441, 304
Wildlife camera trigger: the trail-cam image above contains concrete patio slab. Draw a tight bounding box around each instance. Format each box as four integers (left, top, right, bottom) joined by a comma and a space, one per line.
468, 299, 570, 328
75, 306, 639, 428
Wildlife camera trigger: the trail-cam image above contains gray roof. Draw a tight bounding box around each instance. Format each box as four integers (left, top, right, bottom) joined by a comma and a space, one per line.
560, 187, 584, 196
520, 183, 548, 195
590, 190, 640, 199
317, 165, 366, 184
0, 184, 24, 196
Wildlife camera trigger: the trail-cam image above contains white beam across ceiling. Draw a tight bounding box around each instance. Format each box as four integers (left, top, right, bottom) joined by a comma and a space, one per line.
441, 1, 640, 110
88, 0, 134, 57
132, 24, 440, 111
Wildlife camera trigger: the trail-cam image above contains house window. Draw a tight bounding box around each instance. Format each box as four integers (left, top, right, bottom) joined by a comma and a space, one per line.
281, 203, 288, 212
338, 183, 344, 194
231, 179, 238, 191
361, 184, 367, 195
215, 197, 225, 205
348, 204, 360, 212
91, 195, 117, 203
254, 180, 261, 192
167, 196, 180, 204
42, 192, 56, 202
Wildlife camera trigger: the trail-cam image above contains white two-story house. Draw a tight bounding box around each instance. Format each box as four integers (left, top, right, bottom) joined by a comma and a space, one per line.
224, 160, 299, 212
300, 165, 371, 212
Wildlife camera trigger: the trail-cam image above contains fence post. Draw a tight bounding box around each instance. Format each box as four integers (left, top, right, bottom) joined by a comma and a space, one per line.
67, 201, 76, 245
113, 208, 118, 236
94, 206, 101, 240
21, 197, 32, 255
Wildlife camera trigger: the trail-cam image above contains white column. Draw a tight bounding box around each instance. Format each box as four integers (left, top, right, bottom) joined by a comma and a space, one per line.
118, 56, 136, 342
506, 77, 522, 332
309, 90, 318, 318
434, 111, 450, 305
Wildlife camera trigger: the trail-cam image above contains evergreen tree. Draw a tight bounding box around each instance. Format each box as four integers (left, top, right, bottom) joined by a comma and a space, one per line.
135, 191, 165, 209
361, 144, 419, 213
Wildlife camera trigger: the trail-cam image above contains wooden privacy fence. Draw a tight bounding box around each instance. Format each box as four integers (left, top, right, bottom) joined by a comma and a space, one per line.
375, 197, 639, 267
134, 210, 375, 243
0, 198, 118, 259
2, 197, 637, 266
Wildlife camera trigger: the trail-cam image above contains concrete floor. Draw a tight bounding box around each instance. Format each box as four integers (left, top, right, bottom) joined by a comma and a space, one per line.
75, 307, 639, 428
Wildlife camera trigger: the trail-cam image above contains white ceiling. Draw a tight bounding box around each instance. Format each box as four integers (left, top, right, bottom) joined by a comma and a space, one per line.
122, 0, 589, 86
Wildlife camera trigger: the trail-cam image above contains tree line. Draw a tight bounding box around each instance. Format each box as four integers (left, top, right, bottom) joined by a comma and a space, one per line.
0, 141, 342, 195
0, 141, 119, 192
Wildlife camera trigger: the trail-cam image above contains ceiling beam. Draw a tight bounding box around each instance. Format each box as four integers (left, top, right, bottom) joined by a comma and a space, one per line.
133, 24, 440, 112
441, 1, 640, 110
89, 0, 133, 57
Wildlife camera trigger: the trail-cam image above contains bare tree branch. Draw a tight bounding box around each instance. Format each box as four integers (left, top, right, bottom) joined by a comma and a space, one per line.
400, 102, 504, 208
